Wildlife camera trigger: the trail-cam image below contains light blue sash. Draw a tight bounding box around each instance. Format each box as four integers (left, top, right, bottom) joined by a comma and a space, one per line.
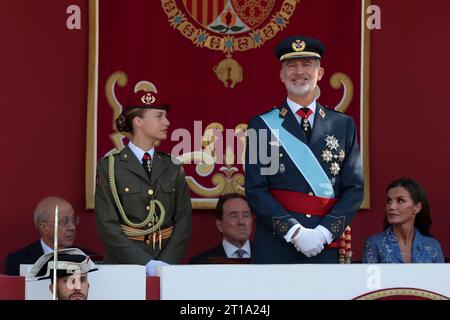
260, 109, 334, 198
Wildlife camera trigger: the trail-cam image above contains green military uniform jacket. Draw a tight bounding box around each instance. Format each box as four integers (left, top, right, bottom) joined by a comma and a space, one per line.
95, 145, 192, 265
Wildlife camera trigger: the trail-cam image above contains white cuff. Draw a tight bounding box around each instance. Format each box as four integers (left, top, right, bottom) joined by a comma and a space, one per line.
284, 224, 302, 242
315, 225, 333, 244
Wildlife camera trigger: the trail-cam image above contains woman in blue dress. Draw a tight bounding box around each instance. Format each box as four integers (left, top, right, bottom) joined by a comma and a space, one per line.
362, 178, 444, 263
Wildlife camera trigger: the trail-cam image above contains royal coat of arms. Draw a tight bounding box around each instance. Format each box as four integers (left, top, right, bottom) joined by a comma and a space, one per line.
161, 0, 299, 88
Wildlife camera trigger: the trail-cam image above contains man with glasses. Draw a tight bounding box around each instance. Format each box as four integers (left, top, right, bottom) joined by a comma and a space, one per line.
4, 196, 94, 275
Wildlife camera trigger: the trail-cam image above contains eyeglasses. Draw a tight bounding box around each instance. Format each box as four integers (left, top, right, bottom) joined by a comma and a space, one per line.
44, 216, 80, 227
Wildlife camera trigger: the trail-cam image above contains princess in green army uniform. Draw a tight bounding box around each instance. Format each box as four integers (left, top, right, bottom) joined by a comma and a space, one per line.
95, 90, 192, 276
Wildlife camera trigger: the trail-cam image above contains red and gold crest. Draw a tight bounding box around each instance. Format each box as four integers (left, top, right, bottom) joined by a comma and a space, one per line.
161, 0, 299, 88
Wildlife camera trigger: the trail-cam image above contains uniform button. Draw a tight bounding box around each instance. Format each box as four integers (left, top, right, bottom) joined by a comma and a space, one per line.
124, 187, 129, 192
145, 240, 151, 245
124, 153, 128, 159
306, 214, 312, 218
148, 189, 154, 195
146, 206, 150, 210
279, 153, 283, 158
308, 192, 314, 196
148, 223, 152, 227
172, 188, 175, 192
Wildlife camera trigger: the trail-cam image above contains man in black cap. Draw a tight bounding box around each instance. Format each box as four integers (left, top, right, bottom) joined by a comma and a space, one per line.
245, 35, 364, 263
28, 248, 98, 300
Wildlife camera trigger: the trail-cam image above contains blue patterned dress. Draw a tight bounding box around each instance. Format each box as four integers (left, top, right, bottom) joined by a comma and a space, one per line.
362, 227, 445, 263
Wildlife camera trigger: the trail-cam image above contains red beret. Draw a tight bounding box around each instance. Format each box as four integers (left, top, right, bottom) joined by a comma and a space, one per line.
124, 90, 170, 111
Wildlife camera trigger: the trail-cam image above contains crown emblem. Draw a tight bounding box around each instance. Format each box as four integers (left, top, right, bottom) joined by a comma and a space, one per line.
141, 92, 156, 105
292, 39, 306, 52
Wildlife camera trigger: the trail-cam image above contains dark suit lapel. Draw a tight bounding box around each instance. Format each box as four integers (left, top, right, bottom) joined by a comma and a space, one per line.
120, 146, 150, 183
29, 241, 45, 262
309, 103, 331, 147
150, 152, 170, 184
280, 102, 309, 145
216, 244, 227, 257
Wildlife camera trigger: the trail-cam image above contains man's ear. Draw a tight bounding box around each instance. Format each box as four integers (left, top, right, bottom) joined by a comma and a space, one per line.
317, 67, 324, 81
215, 219, 223, 233
40, 221, 52, 240
279, 67, 286, 83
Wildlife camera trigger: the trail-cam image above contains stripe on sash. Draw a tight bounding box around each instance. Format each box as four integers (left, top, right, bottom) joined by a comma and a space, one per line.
260, 109, 334, 198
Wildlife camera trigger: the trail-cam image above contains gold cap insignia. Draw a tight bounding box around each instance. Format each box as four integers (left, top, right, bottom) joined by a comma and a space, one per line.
292, 39, 306, 52
141, 92, 156, 105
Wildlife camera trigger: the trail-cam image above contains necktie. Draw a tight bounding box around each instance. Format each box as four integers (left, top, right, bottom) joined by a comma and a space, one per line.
142, 152, 152, 180
296, 107, 313, 140
234, 248, 246, 258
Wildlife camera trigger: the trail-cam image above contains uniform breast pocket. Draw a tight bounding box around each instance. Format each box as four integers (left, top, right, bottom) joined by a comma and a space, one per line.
117, 183, 141, 195
160, 182, 176, 194
117, 182, 143, 210
159, 182, 176, 214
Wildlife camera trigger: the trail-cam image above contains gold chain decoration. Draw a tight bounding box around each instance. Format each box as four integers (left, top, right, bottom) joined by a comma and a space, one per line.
108, 155, 165, 237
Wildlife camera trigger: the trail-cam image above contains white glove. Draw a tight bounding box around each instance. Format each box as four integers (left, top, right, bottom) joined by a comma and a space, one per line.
145, 259, 169, 276
291, 227, 326, 257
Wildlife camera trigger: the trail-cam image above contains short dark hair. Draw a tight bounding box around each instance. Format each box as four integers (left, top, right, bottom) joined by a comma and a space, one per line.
383, 178, 432, 236
215, 193, 247, 220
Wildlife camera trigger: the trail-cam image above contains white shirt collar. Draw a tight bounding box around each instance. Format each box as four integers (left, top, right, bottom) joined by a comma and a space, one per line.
222, 239, 251, 258
286, 98, 317, 128
40, 238, 53, 255
128, 141, 155, 162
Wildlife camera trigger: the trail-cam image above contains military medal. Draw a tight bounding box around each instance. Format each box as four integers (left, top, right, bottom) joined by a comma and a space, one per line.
146, 158, 152, 172
302, 119, 309, 131
338, 149, 345, 162
322, 136, 345, 176
330, 162, 340, 176
325, 135, 340, 150
321, 150, 333, 162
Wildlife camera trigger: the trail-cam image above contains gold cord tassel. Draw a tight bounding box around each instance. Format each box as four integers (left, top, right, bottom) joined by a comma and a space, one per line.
159, 229, 162, 250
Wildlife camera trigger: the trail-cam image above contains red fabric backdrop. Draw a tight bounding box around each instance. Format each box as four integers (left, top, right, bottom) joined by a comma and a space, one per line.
1, 1, 449, 274
94, 0, 364, 210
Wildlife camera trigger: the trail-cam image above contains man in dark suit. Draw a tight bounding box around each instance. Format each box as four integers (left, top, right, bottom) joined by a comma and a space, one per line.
189, 193, 253, 264
244, 35, 364, 263
4, 196, 93, 275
